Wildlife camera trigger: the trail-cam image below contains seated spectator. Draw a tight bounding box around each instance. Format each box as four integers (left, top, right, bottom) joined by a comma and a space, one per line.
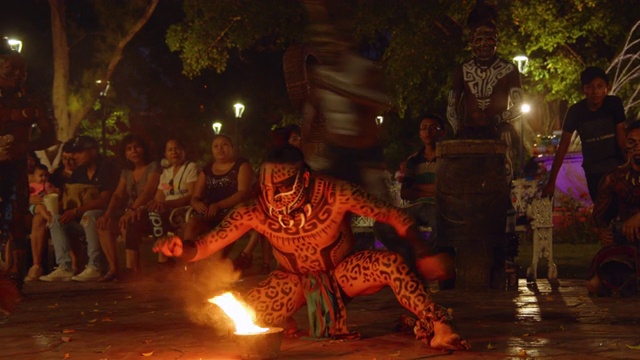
184, 134, 253, 258
145, 138, 198, 270
25, 140, 77, 282
28, 164, 58, 223
373, 114, 446, 268
589, 121, 640, 297
96, 134, 160, 281
39, 135, 119, 282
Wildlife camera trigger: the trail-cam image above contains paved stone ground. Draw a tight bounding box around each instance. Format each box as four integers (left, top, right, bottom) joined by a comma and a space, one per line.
2, 264, 640, 360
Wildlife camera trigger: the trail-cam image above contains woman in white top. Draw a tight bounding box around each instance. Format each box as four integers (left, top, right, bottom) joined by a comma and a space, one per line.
145, 138, 198, 270
147, 138, 198, 215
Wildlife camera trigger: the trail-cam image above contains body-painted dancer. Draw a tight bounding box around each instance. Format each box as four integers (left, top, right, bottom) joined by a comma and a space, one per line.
155, 145, 467, 351
447, 0, 524, 179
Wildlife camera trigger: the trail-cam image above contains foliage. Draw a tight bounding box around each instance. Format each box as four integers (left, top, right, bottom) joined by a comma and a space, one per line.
607, 20, 640, 121
164, 0, 640, 171
77, 98, 130, 157
49, 0, 158, 141
552, 191, 598, 244
499, 0, 640, 105
165, 0, 305, 78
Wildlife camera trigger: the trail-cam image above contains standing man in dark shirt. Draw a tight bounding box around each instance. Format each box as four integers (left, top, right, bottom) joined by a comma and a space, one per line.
542, 67, 627, 201
40, 136, 119, 282
0, 38, 56, 292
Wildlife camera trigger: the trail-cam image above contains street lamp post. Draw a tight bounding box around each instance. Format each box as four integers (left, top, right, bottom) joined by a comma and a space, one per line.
513, 54, 530, 176
96, 80, 110, 156
520, 103, 531, 175
375, 116, 384, 126
212, 121, 222, 134
233, 102, 245, 151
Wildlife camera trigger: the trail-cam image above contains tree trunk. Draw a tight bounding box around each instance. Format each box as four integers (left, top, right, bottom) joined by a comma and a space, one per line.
48, 0, 159, 142
49, 0, 72, 141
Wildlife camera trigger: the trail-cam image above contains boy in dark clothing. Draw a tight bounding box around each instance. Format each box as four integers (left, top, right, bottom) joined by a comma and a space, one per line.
543, 66, 627, 201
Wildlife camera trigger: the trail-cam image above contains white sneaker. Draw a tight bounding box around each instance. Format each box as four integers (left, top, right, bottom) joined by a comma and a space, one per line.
39, 266, 74, 282
24, 265, 43, 282
71, 265, 101, 282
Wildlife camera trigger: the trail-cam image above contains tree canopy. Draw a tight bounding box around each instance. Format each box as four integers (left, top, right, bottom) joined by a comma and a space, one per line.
166, 0, 640, 120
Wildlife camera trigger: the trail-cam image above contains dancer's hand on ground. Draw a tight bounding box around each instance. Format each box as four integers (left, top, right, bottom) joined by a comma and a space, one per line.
415, 253, 455, 281
153, 234, 184, 258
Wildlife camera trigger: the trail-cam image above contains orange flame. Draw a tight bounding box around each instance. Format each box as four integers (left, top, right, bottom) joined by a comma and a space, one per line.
209, 292, 268, 334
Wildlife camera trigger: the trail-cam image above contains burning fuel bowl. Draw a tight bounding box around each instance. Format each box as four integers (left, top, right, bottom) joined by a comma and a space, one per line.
234, 327, 284, 359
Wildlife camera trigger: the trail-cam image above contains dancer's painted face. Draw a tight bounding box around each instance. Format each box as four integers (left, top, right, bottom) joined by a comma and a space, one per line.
260, 162, 309, 221
471, 26, 497, 61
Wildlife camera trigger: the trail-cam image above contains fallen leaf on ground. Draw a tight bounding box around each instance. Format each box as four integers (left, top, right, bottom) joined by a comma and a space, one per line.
61, 336, 72, 342
64, 353, 70, 359
143, 340, 153, 344
62, 329, 75, 334
125, 295, 133, 299
522, 333, 529, 337
388, 350, 401, 357
88, 318, 98, 323
47, 303, 58, 309
487, 343, 496, 350
627, 344, 640, 350
101, 317, 112, 322
519, 348, 527, 356
141, 350, 154, 356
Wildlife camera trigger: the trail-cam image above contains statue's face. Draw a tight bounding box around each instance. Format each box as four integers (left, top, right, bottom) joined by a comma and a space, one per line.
260, 162, 309, 220
471, 26, 497, 61
0, 53, 26, 90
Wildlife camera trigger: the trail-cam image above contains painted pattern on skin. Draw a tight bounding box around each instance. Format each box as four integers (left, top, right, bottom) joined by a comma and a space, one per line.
189, 163, 465, 349
462, 59, 514, 111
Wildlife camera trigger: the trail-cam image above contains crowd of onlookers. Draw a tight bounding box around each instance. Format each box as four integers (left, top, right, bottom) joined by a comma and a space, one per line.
23, 126, 302, 283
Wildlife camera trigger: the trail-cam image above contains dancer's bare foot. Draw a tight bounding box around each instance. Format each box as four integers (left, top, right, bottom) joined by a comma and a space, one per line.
429, 320, 469, 350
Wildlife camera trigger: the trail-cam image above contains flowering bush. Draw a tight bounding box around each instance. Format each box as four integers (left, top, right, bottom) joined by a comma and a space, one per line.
552, 191, 598, 244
